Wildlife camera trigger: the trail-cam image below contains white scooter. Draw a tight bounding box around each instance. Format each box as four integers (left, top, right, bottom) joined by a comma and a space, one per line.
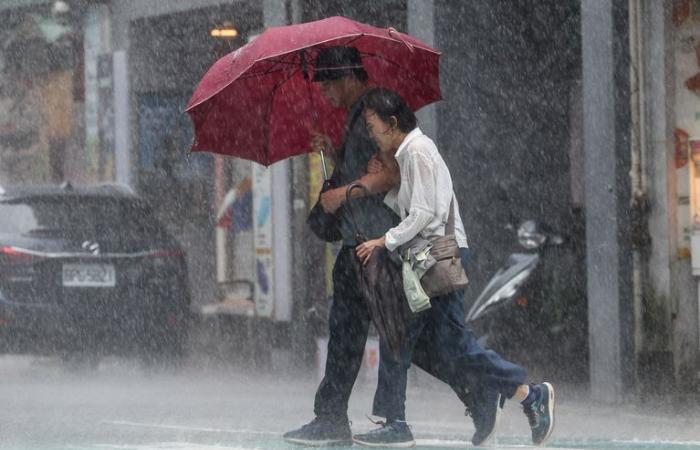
465, 220, 564, 329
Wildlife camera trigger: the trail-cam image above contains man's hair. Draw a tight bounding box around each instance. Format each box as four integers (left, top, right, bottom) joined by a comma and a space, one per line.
362, 88, 417, 133
313, 46, 368, 82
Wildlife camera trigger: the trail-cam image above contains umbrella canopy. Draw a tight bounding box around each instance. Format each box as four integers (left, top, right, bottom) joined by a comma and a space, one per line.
185, 16, 441, 166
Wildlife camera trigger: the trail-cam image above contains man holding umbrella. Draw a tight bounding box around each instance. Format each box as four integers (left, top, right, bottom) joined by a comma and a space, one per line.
283, 46, 403, 447
283, 46, 505, 448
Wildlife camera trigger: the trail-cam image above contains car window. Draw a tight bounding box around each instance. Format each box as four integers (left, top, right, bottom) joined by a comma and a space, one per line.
0, 196, 168, 240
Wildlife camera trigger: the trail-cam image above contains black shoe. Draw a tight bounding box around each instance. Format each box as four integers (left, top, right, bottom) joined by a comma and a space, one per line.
352, 420, 415, 448
523, 382, 556, 446
283, 416, 352, 446
465, 388, 503, 448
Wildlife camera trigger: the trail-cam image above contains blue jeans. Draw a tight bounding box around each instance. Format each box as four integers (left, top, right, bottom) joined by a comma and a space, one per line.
372, 248, 527, 421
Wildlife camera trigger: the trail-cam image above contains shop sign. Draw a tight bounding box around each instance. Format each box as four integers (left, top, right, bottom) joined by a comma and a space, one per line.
253, 163, 274, 318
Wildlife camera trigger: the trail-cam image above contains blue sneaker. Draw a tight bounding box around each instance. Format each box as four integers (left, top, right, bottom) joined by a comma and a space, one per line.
466, 388, 503, 447
352, 420, 415, 448
523, 382, 556, 446
283, 416, 352, 446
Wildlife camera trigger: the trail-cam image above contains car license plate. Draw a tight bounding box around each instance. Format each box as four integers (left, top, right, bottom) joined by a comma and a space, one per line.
62, 263, 116, 287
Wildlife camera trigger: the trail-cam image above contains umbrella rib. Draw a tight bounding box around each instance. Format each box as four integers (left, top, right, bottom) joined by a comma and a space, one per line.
237, 54, 301, 80
241, 39, 357, 80
238, 38, 435, 84
262, 69, 300, 165
238, 66, 297, 80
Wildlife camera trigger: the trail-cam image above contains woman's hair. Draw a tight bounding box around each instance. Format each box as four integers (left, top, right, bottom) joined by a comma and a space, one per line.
362, 87, 417, 133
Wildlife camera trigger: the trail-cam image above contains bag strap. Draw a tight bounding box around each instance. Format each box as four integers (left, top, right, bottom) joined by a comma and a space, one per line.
446, 197, 455, 235
403, 197, 456, 236
345, 182, 370, 243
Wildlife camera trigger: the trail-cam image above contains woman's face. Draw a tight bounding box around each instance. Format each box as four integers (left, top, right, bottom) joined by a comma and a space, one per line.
363, 108, 395, 152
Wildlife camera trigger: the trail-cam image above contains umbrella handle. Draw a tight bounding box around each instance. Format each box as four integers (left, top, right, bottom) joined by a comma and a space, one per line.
300, 49, 309, 80
346, 182, 370, 243
319, 150, 329, 180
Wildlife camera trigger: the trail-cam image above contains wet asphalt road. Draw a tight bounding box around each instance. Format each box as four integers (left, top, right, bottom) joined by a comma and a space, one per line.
2, 355, 700, 450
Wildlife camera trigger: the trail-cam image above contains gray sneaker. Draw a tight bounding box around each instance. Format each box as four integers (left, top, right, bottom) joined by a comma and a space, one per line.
352, 420, 415, 448
283, 416, 352, 446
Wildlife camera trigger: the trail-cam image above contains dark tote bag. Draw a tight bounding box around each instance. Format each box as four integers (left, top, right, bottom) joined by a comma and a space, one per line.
345, 182, 412, 361
306, 104, 365, 243
307, 178, 342, 242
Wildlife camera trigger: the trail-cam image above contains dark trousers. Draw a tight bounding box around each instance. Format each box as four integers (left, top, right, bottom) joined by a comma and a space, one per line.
314, 246, 370, 419
372, 249, 528, 421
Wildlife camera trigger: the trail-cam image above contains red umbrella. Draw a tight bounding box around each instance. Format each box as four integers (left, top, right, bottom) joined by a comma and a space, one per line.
185, 16, 441, 166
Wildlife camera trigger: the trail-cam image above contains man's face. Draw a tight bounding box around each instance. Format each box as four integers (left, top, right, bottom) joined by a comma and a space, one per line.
317, 77, 348, 108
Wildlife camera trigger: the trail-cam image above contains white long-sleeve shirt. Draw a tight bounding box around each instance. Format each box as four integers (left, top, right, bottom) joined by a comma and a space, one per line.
384, 127, 469, 252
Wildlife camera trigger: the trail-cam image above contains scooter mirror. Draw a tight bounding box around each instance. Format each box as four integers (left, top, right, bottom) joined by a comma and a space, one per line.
517, 220, 546, 249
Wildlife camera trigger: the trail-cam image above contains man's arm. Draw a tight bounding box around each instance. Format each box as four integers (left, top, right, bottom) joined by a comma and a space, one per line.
319, 156, 400, 213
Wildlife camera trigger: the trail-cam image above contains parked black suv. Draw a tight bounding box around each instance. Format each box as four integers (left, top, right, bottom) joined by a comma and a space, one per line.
0, 183, 190, 362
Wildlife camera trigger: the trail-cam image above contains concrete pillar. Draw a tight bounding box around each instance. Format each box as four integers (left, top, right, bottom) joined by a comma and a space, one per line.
408, 0, 436, 139
582, 0, 635, 402
263, 0, 293, 322
112, 3, 131, 186
83, 3, 112, 182
643, 0, 676, 307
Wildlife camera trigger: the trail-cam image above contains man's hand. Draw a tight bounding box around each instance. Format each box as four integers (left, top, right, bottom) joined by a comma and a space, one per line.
359, 155, 400, 194
317, 153, 399, 215
320, 187, 345, 213
310, 131, 333, 154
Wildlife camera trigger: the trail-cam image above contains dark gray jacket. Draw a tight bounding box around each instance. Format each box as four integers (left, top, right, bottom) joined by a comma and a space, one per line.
330, 94, 399, 246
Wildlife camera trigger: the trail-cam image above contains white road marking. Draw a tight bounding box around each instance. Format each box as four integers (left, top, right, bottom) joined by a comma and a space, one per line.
612, 439, 700, 447
102, 420, 279, 436
95, 444, 254, 450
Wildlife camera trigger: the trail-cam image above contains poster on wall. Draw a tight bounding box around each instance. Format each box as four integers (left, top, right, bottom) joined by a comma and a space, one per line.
136, 93, 212, 227
253, 163, 274, 318
135, 93, 210, 177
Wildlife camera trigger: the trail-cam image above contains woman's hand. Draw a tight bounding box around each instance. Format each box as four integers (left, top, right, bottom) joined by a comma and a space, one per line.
355, 237, 386, 266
